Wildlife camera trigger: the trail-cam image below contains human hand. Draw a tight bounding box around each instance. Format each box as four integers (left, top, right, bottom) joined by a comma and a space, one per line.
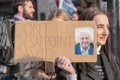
56, 57, 76, 76
47, 72, 56, 80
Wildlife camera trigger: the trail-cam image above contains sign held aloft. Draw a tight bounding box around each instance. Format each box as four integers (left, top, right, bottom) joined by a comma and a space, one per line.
14, 21, 97, 62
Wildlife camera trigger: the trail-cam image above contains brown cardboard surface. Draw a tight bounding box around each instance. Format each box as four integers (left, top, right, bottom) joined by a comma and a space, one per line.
14, 21, 97, 62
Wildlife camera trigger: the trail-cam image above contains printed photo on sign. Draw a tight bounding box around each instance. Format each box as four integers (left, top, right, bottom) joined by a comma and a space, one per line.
75, 27, 94, 55
14, 21, 97, 62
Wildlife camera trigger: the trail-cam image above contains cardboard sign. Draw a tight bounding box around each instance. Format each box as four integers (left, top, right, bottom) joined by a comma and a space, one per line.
14, 21, 97, 62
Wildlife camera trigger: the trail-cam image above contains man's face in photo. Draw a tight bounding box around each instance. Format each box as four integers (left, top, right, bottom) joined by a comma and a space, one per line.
80, 32, 91, 50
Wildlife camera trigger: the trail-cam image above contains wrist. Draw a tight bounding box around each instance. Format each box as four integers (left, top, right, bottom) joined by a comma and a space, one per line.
68, 70, 76, 76
67, 74, 77, 80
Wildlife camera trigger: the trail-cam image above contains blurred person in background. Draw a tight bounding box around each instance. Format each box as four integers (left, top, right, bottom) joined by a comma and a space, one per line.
71, 12, 79, 21
33, 9, 70, 80
48, 9, 69, 21
11, 0, 40, 80
13, 0, 35, 21
77, 0, 97, 16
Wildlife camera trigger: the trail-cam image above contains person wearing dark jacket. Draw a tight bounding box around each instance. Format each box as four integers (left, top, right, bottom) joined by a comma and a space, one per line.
56, 7, 120, 80
11, 0, 37, 80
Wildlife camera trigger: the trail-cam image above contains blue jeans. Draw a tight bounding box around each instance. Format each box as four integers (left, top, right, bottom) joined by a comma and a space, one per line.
20, 77, 33, 80
2, 77, 16, 80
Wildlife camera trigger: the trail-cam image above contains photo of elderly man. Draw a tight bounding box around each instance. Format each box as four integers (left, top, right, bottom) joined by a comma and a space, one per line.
75, 28, 94, 55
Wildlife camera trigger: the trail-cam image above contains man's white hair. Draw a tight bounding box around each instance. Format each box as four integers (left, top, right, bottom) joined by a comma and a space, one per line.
75, 27, 94, 43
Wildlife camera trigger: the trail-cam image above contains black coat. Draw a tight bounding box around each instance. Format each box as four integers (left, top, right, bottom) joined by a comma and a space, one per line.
56, 50, 120, 80
77, 50, 114, 80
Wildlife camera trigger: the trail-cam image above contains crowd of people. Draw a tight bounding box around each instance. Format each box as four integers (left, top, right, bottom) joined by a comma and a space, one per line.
0, 0, 120, 80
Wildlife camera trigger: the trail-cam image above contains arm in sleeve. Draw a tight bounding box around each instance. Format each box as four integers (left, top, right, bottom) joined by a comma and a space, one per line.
67, 74, 77, 80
